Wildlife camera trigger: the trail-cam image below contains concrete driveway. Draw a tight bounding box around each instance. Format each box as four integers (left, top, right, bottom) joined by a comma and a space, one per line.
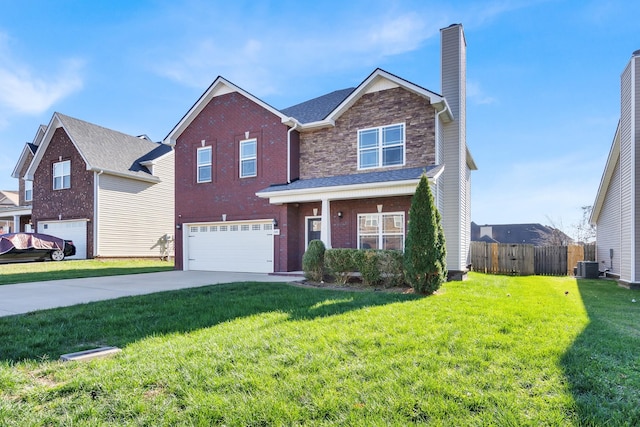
0, 270, 301, 317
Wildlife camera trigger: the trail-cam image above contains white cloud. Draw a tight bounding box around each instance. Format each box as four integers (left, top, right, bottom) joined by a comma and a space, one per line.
0, 33, 84, 115
467, 80, 497, 105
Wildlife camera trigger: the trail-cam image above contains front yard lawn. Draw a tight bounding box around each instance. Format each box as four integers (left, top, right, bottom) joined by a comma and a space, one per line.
0, 258, 174, 285
0, 273, 638, 425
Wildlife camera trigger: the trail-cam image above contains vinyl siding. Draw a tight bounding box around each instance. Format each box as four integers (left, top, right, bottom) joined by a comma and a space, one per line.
634, 57, 640, 278
441, 24, 467, 272
596, 157, 621, 275
619, 61, 633, 282
96, 152, 175, 257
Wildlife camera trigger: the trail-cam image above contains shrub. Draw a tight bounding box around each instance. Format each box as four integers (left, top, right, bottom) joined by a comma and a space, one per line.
302, 239, 325, 282
404, 173, 447, 294
324, 249, 358, 285
379, 250, 406, 288
354, 250, 381, 286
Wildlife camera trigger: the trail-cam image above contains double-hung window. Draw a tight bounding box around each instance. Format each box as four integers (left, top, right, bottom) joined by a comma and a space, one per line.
358, 212, 405, 250
240, 139, 257, 178
53, 160, 71, 190
24, 180, 33, 202
197, 146, 212, 183
358, 123, 405, 169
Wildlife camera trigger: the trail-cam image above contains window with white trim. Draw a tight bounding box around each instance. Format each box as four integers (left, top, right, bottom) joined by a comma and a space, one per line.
358, 123, 405, 169
357, 212, 405, 250
24, 180, 33, 202
53, 160, 71, 190
240, 139, 257, 178
197, 146, 212, 183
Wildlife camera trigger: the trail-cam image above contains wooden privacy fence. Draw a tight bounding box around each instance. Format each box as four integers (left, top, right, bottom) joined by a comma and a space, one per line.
470, 242, 596, 276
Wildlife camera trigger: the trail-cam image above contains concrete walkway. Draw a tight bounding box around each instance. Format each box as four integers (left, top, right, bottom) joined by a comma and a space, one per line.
0, 270, 301, 317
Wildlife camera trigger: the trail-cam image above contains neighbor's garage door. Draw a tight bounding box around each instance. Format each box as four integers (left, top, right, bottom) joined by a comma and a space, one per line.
38, 220, 87, 260
186, 221, 274, 273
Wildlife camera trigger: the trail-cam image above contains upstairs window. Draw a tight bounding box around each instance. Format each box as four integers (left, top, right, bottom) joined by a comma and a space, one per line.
197, 146, 212, 183
53, 160, 71, 190
24, 180, 33, 202
357, 212, 405, 250
358, 123, 405, 169
240, 139, 257, 178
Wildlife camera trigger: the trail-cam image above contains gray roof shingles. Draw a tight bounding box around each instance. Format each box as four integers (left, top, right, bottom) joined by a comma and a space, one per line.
56, 113, 170, 179
258, 165, 441, 194
280, 88, 355, 124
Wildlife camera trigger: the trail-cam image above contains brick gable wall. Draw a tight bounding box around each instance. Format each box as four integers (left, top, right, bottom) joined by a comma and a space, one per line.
300, 87, 436, 179
32, 127, 94, 256
174, 91, 292, 270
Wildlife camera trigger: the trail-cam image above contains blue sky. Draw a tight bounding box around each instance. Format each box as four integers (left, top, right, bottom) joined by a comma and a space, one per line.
0, 0, 637, 237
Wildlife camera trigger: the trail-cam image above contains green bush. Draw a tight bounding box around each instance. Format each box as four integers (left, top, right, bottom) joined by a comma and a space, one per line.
324, 249, 358, 285
302, 240, 325, 282
379, 250, 406, 288
354, 250, 381, 286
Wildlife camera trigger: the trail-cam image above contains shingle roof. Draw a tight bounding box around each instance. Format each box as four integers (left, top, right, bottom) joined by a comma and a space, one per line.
258, 165, 441, 194
280, 88, 355, 124
56, 113, 170, 179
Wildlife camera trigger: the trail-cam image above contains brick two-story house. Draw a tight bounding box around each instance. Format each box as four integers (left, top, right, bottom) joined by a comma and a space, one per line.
19, 112, 174, 259
166, 23, 476, 278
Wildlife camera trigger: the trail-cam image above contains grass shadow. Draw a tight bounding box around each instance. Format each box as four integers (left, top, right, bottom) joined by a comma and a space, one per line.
560, 278, 640, 425
0, 281, 421, 363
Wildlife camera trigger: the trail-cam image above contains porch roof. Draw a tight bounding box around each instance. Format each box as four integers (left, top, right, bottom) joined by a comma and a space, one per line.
256, 165, 443, 204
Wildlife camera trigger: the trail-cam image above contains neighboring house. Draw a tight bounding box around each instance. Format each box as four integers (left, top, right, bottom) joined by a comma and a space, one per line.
0, 190, 20, 233
165, 24, 476, 278
471, 222, 572, 246
7, 125, 46, 232
591, 49, 640, 287
14, 112, 175, 259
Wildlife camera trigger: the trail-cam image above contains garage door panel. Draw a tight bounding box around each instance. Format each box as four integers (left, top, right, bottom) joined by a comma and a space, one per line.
37, 221, 87, 260
187, 223, 274, 273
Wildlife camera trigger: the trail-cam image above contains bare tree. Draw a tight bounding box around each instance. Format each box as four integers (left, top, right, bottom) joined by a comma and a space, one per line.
533, 216, 573, 246
572, 205, 596, 244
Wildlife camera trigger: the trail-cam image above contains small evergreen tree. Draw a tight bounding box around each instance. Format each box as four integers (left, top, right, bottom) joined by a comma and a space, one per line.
302, 239, 325, 282
404, 173, 447, 294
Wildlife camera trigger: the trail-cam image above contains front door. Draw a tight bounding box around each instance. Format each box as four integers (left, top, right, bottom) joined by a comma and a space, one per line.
306, 217, 321, 247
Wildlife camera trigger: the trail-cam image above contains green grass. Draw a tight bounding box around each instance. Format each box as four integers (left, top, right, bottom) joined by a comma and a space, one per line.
0, 258, 174, 285
0, 273, 639, 425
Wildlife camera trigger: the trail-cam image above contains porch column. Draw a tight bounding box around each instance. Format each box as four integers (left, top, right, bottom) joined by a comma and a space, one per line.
12, 215, 20, 232
320, 198, 332, 248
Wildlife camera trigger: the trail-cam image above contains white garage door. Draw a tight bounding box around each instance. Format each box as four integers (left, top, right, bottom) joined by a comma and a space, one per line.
38, 220, 88, 260
186, 221, 274, 273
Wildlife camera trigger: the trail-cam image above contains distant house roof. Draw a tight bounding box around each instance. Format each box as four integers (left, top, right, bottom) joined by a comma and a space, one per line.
471, 222, 572, 246
26, 113, 172, 183
0, 190, 19, 207
280, 88, 355, 124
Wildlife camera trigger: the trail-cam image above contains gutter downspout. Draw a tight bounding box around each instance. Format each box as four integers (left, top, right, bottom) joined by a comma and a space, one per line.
434, 105, 448, 209
286, 118, 299, 184
94, 170, 104, 258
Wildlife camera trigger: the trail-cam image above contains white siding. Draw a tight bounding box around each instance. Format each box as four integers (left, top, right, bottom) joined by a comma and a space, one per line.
634, 58, 640, 278
96, 151, 175, 257
440, 24, 469, 273
619, 60, 634, 282
596, 157, 621, 275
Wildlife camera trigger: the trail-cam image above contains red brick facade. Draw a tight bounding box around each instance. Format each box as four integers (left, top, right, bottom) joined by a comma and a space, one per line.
32, 127, 94, 257
174, 92, 294, 270
174, 85, 437, 271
